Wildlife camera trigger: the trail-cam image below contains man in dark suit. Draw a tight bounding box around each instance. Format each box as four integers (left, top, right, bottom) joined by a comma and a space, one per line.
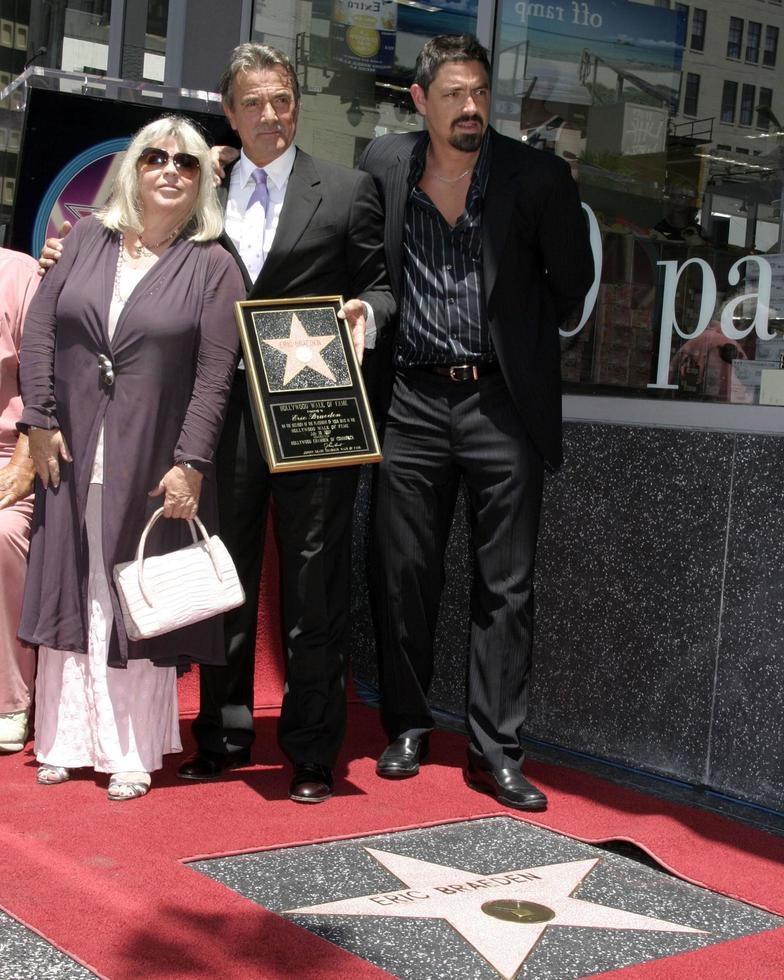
175, 43, 394, 802
359, 35, 593, 810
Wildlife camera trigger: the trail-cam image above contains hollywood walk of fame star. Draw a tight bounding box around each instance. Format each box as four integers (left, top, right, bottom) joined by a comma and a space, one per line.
286, 848, 706, 979
263, 312, 337, 386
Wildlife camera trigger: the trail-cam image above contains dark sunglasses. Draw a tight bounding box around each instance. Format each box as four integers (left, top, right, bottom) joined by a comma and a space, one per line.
137, 146, 200, 176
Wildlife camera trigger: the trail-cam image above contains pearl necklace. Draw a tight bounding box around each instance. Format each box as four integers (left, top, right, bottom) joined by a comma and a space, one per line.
113, 234, 151, 302
113, 234, 128, 302
114, 228, 178, 302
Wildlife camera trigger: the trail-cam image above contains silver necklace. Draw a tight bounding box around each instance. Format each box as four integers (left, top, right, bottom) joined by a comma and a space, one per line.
429, 166, 472, 184
427, 150, 474, 184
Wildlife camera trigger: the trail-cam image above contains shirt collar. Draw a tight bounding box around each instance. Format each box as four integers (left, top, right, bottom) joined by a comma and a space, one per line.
238, 143, 297, 190
408, 127, 492, 195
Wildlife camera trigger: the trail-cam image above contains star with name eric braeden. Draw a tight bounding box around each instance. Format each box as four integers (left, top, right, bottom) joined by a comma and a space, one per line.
263, 312, 337, 386
286, 848, 705, 979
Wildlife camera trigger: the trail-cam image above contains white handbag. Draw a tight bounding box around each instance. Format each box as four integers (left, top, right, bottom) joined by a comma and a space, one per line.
113, 507, 245, 641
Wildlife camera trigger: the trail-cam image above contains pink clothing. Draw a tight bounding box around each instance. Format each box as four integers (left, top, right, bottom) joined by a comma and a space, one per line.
0, 247, 39, 712
0, 248, 38, 459
0, 492, 35, 712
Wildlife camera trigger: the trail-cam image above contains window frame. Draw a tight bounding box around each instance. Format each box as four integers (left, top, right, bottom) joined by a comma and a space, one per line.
739, 83, 756, 125
683, 71, 700, 116
763, 24, 779, 67
720, 79, 739, 123
691, 7, 707, 51
745, 20, 762, 62
727, 16, 744, 59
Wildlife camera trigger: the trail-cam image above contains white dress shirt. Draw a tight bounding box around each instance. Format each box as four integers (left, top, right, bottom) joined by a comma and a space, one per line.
223, 144, 376, 349
224, 144, 296, 272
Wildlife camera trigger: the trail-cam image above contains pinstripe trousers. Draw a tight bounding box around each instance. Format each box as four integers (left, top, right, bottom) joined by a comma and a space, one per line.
370, 368, 545, 770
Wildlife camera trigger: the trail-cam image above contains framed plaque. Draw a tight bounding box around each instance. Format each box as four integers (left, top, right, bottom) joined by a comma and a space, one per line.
234, 295, 382, 473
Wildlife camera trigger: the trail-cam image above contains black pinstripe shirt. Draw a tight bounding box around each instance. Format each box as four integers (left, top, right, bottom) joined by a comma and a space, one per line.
396, 131, 492, 367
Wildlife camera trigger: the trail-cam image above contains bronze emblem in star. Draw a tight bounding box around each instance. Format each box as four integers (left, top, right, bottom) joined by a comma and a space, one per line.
263, 312, 338, 386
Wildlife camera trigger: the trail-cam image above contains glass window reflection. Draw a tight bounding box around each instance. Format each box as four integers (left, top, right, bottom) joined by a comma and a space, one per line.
249, 0, 479, 168
492, 0, 783, 407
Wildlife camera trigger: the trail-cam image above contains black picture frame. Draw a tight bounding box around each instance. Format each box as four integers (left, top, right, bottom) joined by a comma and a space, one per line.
234, 295, 382, 472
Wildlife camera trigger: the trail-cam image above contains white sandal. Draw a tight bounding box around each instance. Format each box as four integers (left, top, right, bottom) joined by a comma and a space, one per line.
37, 764, 71, 785
107, 771, 151, 801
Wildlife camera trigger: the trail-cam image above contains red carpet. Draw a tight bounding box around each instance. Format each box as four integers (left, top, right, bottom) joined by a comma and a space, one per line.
2, 703, 784, 979
2, 527, 784, 977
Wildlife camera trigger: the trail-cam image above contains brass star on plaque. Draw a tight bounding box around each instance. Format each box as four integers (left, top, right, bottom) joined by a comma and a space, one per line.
286, 849, 706, 979
263, 312, 337, 386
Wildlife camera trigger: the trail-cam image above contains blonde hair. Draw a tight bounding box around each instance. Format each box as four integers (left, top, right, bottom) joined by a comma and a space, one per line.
97, 115, 223, 242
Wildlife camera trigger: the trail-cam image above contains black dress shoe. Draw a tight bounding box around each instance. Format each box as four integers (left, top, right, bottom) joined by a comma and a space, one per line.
290, 763, 333, 804
176, 748, 251, 781
376, 735, 430, 778
464, 759, 547, 811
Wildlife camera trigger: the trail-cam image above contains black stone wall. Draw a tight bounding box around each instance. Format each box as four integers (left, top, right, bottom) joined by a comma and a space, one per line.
350, 422, 784, 812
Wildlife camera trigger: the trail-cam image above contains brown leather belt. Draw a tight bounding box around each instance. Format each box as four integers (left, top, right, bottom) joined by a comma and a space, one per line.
412, 361, 500, 382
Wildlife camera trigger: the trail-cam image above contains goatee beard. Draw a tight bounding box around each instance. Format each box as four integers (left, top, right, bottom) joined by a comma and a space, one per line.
448, 131, 483, 152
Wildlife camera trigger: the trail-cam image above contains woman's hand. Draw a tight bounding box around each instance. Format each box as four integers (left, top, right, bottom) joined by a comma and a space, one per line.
149, 464, 203, 520
28, 428, 72, 489
209, 145, 240, 186
0, 435, 36, 509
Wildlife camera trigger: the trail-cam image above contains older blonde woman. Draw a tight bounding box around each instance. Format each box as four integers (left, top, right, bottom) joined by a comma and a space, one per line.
19, 116, 245, 799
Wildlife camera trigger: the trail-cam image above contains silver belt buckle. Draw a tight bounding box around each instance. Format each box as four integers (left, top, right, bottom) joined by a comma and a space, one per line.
448, 364, 478, 381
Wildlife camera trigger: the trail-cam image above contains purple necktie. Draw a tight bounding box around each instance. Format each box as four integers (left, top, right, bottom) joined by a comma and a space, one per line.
242, 167, 269, 280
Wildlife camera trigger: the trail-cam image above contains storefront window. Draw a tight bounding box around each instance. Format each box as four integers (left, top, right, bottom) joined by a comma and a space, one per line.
493, 0, 784, 407
249, 0, 479, 168
28, 1, 167, 82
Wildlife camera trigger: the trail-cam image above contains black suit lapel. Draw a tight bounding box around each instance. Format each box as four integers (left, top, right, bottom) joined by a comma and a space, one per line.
482, 130, 518, 304
252, 149, 322, 295
385, 150, 411, 298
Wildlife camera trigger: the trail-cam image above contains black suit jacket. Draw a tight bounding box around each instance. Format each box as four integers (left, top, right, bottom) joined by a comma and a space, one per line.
218, 146, 394, 350
358, 128, 593, 468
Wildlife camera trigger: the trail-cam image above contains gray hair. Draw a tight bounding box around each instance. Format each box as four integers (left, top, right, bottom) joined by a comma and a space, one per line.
218, 42, 300, 107
96, 115, 223, 242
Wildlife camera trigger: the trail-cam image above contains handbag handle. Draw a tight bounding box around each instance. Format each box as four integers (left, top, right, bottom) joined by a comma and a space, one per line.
135, 507, 224, 607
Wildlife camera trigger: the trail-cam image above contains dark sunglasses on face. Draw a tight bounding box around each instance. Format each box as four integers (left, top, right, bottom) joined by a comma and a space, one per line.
137, 146, 201, 176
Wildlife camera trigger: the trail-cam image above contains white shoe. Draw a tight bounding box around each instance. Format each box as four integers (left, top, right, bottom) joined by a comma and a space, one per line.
0, 710, 29, 753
